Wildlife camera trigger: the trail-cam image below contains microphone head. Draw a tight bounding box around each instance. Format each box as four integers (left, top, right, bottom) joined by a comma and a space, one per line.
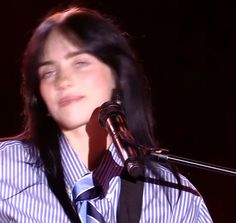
99, 101, 125, 128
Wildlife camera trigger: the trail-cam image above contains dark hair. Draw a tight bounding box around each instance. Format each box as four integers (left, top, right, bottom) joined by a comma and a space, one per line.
20, 6, 159, 222
22, 7, 156, 146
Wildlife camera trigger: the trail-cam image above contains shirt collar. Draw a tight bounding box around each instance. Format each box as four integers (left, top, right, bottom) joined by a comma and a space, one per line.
59, 133, 124, 195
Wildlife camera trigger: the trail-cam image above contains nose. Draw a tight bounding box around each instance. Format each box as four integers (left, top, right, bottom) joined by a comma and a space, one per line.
55, 70, 72, 89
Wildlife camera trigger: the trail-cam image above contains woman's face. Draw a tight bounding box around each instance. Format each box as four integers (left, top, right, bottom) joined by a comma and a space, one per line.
38, 30, 116, 131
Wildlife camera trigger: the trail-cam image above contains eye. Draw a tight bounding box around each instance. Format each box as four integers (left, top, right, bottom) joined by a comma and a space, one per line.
38, 67, 56, 80
74, 60, 89, 68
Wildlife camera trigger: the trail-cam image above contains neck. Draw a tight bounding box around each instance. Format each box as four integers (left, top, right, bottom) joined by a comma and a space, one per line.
62, 124, 111, 171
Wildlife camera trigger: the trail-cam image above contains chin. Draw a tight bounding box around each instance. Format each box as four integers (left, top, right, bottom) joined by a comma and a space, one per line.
58, 119, 88, 131
56, 108, 99, 130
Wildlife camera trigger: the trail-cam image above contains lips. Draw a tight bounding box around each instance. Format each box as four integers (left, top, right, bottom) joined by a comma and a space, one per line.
58, 95, 84, 106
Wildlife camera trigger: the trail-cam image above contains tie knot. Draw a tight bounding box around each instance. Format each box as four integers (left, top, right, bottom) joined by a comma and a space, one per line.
72, 173, 102, 203
72, 173, 106, 223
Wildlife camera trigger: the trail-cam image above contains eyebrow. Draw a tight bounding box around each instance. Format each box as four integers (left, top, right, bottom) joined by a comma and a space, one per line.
65, 50, 87, 59
38, 50, 88, 67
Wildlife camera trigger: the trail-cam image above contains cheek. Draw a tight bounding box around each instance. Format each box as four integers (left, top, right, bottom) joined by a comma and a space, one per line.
91, 69, 115, 93
39, 84, 54, 107
92, 76, 115, 100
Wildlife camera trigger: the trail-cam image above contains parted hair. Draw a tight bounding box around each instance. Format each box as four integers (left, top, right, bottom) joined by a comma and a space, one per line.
20, 6, 158, 222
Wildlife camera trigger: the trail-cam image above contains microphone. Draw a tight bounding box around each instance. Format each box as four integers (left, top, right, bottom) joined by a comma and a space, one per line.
99, 102, 236, 178
99, 101, 144, 177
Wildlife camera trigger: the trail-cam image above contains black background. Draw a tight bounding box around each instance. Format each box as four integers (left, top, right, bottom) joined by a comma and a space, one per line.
1, 1, 236, 222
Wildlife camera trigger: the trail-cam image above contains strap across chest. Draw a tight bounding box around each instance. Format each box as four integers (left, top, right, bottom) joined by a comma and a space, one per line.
117, 171, 144, 223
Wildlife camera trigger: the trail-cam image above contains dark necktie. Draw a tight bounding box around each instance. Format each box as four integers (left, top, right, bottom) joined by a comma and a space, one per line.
72, 173, 106, 223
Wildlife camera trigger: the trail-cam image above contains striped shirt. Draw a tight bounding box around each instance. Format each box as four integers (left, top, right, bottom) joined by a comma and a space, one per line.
0, 135, 213, 222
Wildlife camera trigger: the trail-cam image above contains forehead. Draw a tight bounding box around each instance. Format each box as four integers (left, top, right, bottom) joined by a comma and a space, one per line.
41, 29, 84, 60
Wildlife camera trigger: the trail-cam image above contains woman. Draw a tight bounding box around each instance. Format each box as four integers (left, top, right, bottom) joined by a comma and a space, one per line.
0, 6, 212, 222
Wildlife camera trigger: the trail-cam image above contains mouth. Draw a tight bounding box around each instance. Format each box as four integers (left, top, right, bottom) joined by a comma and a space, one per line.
58, 95, 85, 107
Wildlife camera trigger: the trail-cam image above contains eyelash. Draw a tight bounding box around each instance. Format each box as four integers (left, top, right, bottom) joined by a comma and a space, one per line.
74, 60, 89, 68
39, 70, 56, 79
38, 58, 90, 79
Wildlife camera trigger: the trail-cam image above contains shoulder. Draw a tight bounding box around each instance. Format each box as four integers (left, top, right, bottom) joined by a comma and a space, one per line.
0, 139, 42, 199
145, 164, 197, 191
0, 139, 37, 173
143, 164, 202, 208
0, 139, 31, 150
0, 139, 35, 162
142, 164, 213, 222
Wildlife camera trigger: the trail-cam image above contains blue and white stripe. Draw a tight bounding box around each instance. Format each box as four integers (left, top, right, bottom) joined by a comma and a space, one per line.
0, 140, 70, 222
0, 136, 213, 222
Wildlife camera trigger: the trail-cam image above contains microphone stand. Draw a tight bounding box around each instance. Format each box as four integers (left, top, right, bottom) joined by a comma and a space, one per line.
99, 101, 236, 178
148, 149, 236, 177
